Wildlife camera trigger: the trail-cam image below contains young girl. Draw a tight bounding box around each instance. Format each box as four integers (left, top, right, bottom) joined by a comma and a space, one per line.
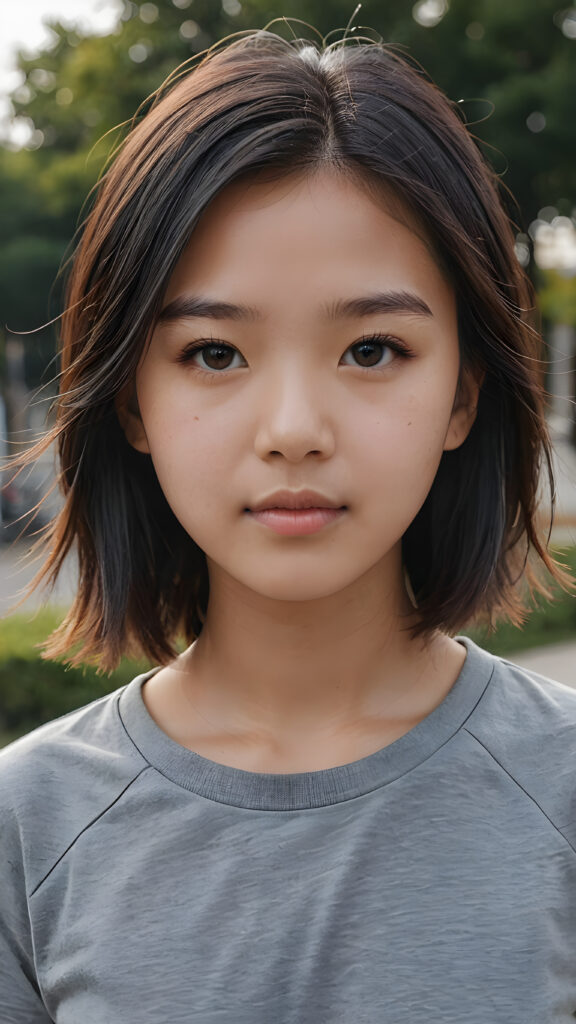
2, 25, 576, 1024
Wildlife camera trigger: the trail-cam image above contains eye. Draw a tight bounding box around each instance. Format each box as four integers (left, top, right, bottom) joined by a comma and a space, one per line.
177, 341, 245, 372
341, 334, 413, 370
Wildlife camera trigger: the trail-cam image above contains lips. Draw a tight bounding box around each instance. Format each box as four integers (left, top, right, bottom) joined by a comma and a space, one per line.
249, 489, 345, 512
247, 505, 346, 536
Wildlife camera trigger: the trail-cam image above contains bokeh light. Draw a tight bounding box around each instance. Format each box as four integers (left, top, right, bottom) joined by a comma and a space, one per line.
412, 0, 448, 29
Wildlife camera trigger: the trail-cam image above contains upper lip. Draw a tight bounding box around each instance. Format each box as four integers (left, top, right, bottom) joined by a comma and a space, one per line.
249, 489, 345, 512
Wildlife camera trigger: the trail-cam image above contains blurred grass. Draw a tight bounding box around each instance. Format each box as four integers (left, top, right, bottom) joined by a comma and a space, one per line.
0, 607, 152, 748
1, 546, 574, 748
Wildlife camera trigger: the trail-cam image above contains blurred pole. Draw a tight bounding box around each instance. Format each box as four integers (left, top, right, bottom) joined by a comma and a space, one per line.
4, 334, 29, 451
572, 344, 576, 450
548, 323, 576, 433
0, 392, 6, 531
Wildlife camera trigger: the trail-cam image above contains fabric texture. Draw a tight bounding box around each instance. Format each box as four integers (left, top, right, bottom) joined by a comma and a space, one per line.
1, 636, 576, 1023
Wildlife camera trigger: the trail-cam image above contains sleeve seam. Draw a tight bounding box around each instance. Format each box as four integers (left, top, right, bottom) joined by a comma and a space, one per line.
28, 766, 152, 897
463, 727, 576, 858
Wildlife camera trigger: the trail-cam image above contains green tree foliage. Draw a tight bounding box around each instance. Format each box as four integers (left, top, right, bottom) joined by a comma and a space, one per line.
1, 0, 575, 388
539, 270, 576, 327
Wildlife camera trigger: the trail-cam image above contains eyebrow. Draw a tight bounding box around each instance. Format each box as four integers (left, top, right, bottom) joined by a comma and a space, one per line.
157, 289, 434, 324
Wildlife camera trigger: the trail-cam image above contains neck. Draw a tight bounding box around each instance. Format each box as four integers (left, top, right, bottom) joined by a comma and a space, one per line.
175, 555, 462, 743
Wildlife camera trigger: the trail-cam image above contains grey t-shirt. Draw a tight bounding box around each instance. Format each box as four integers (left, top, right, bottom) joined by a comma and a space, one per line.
1, 636, 576, 1023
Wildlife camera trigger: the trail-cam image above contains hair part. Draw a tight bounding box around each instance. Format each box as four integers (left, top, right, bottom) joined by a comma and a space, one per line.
12, 27, 573, 670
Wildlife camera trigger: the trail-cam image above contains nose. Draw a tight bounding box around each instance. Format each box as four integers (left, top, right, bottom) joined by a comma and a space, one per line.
253, 364, 336, 463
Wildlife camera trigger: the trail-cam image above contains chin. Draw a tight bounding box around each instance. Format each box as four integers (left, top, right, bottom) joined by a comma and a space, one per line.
229, 565, 366, 603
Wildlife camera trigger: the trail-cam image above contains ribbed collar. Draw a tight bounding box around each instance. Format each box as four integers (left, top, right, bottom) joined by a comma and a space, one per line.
117, 636, 495, 811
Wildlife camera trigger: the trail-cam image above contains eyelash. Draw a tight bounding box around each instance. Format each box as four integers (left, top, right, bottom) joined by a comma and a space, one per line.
176, 333, 415, 379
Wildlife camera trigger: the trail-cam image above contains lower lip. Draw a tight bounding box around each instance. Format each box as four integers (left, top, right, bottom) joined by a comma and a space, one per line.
248, 507, 346, 536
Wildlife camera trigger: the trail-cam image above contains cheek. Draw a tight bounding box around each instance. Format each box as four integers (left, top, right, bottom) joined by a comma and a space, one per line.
141, 400, 240, 520
368, 386, 454, 461
360, 391, 454, 506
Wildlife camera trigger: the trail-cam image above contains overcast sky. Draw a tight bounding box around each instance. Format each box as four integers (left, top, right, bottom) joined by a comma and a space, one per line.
1, 0, 121, 141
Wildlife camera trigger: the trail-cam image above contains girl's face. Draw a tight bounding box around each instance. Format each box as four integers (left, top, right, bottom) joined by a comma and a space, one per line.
122, 170, 479, 605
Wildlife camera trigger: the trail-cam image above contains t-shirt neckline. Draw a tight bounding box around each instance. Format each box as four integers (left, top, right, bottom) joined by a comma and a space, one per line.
117, 636, 495, 811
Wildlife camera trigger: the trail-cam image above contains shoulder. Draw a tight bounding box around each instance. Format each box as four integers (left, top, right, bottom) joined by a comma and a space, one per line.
467, 645, 576, 737
463, 642, 576, 842
0, 676, 152, 892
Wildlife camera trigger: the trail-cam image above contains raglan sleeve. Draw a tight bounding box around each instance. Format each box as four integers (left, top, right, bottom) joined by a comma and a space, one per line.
0, 766, 54, 1023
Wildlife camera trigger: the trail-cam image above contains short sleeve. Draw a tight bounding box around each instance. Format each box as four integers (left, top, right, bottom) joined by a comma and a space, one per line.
0, 802, 53, 1022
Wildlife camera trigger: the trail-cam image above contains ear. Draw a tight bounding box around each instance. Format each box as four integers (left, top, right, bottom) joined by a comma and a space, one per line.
115, 383, 150, 454
443, 364, 485, 452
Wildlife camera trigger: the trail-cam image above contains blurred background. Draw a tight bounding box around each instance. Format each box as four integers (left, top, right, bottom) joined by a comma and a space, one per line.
0, 0, 575, 744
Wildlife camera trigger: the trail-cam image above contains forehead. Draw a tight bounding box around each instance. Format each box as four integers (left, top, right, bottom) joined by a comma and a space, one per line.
191, 166, 436, 252
162, 167, 454, 319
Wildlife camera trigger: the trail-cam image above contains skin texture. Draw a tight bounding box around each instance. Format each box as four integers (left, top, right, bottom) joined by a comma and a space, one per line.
117, 168, 481, 772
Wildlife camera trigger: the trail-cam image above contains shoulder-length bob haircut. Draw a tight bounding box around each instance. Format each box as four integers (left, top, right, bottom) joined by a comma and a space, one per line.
18, 26, 572, 670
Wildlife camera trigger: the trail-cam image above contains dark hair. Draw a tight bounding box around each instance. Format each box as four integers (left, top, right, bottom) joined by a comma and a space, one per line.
15, 26, 573, 670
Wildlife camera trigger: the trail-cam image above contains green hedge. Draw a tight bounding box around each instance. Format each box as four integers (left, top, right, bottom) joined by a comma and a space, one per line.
1, 547, 575, 748
0, 609, 151, 747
